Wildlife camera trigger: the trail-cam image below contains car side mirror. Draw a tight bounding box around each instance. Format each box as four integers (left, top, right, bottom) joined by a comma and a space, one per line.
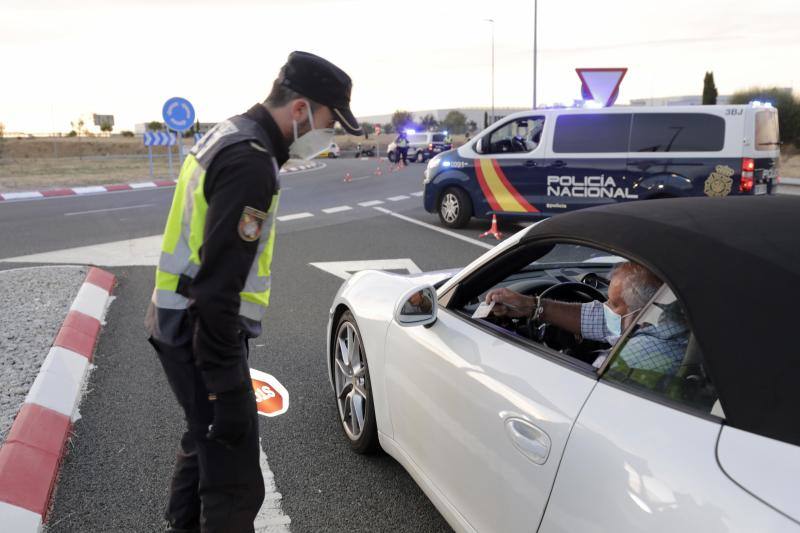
394, 286, 438, 327
475, 138, 483, 154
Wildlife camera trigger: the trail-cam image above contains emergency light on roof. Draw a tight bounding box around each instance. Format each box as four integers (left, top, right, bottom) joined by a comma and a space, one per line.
405, 129, 416, 135
582, 99, 604, 109
750, 100, 774, 108
443, 130, 448, 135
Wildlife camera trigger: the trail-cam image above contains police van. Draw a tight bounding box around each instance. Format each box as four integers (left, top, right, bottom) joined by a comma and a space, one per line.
423, 104, 781, 228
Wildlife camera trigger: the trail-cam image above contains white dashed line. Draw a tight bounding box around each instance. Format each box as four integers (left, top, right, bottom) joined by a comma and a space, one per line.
387, 195, 410, 202
358, 200, 384, 207
65, 204, 154, 217
373, 207, 493, 250
411, 191, 424, 197
322, 205, 352, 214
277, 212, 314, 222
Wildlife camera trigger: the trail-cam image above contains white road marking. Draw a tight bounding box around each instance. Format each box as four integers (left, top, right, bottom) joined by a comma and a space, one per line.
349, 175, 374, 182
322, 205, 352, 214
1, 235, 164, 266
309, 258, 423, 280
277, 212, 314, 222
254, 438, 291, 532
411, 191, 424, 197
64, 204, 154, 216
358, 200, 384, 207
373, 207, 493, 250
387, 195, 410, 202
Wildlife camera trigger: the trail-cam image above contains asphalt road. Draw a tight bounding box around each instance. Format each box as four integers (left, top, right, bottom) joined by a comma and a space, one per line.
0, 159, 526, 532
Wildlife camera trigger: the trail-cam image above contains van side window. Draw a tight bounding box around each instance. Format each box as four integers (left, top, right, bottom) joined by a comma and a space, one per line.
484, 117, 545, 154
630, 113, 725, 152
552, 114, 631, 153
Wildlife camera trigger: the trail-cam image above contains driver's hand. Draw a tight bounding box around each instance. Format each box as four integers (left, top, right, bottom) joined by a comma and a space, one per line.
485, 288, 535, 318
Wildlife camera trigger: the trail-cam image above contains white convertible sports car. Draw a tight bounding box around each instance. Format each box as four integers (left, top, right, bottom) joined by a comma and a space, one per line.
325, 196, 800, 533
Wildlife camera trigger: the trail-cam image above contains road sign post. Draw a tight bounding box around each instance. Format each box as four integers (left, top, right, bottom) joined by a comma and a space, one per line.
143, 131, 177, 179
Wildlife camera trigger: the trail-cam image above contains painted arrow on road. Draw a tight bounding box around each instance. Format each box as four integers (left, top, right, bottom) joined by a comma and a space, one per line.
308, 259, 422, 281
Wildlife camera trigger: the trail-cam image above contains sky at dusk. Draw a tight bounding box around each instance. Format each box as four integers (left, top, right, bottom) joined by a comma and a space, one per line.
1, 0, 798, 133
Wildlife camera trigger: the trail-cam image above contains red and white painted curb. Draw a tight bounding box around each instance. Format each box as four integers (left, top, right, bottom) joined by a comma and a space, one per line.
0, 268, 116, 531
0, 180, 178, 201
0, 162, 323, 203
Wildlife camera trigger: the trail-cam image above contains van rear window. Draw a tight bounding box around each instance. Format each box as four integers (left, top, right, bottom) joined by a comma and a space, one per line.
630, 113, 724, 152
553, 114, 631, 153
755, 111, 780, 151
432, 134, 445, 142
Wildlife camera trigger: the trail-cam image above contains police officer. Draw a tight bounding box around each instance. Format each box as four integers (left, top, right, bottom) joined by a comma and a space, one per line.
395, 131, 409, 166
145, 51, 363, 533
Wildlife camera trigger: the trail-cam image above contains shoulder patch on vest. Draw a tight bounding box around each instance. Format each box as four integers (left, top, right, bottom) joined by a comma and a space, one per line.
249, 141, 269, 153
238, 206, 268, 242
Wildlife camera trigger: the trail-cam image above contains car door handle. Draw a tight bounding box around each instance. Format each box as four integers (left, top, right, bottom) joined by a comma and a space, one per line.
550, 160, 566, 168
524, 160, 538, 168
505, 417, 550, 465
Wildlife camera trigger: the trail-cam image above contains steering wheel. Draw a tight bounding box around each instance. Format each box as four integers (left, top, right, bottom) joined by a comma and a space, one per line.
529, 282, 607, 352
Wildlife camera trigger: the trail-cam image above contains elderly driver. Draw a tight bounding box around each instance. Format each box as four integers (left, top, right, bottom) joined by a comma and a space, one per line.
485, 262, 689, 373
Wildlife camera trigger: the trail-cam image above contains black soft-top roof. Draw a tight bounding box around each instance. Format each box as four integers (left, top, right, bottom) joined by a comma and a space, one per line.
526, 196, 800, 446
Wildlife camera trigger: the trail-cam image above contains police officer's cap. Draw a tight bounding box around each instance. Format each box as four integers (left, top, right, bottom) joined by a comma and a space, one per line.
279, 51, 364, 136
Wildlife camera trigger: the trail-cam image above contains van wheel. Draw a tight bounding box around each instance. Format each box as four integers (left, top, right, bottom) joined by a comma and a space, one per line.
438, 187, 472, 228
416, 150, 426, 163
387, 151, 396, 163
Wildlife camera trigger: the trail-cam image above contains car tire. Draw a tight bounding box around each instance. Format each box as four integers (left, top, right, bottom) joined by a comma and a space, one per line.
416, 150, 426, 163
387, 151, 396, 163
437, 187, 472, 229
332, 311, 379, 454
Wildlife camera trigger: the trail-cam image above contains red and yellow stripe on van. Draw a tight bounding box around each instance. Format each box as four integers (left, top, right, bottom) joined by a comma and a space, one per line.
475, 159, 539, 213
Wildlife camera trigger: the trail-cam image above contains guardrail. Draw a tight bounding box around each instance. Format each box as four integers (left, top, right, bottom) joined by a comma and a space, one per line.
777, 177, 800, 196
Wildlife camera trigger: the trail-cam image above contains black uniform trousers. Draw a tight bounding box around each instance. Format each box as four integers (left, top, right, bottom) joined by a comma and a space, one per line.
398, 147, 408, 165
150, 336, 264, 533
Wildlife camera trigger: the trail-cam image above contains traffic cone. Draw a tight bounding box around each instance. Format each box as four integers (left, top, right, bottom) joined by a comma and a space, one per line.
479, 214, 504, 240
343, 172, 352, 183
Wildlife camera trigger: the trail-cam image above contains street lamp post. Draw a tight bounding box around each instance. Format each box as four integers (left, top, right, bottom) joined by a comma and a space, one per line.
485, 19, 495, 123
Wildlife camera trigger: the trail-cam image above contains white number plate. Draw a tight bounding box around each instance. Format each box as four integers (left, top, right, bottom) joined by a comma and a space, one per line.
755, 183, 767, 195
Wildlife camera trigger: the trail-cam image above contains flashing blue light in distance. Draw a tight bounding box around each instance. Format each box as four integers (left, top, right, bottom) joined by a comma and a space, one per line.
750, 100, 773, 108
443, 130, 448, 135
405, 128, 416, 135
583, 99, 604, 109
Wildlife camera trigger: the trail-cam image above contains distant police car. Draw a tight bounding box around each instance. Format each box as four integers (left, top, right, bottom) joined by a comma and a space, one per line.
423, 104, 781, 228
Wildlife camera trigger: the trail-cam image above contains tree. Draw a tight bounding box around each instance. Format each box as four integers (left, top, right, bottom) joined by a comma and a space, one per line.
420, 114, 439, 131
121, 130, 134, 137
360, 122, 374, 135
70, 118, 85, 137
147, 121, 164, 131
730, 87, 800, 147
702, 72, 718, 105
100, 121, 113, 133
483, 111, 489, 129
391, 110, 414, 132
442, 110, 467, 134
382, 123, 394, 134
466, 120, 478, 133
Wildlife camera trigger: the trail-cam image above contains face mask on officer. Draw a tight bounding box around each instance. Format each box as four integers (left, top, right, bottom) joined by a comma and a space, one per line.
289, 99, 335, 160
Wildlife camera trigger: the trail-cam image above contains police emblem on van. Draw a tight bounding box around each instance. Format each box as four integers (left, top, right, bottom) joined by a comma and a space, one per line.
238, 206, 268, 242
704, 165, 735, 197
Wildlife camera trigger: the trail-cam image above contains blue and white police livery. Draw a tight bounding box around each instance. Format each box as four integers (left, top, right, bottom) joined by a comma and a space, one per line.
423, 103, 781, 228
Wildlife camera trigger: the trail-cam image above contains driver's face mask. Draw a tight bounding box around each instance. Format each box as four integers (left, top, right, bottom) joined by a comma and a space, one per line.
603, 304, 640, 337
289, 100, 335, 160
